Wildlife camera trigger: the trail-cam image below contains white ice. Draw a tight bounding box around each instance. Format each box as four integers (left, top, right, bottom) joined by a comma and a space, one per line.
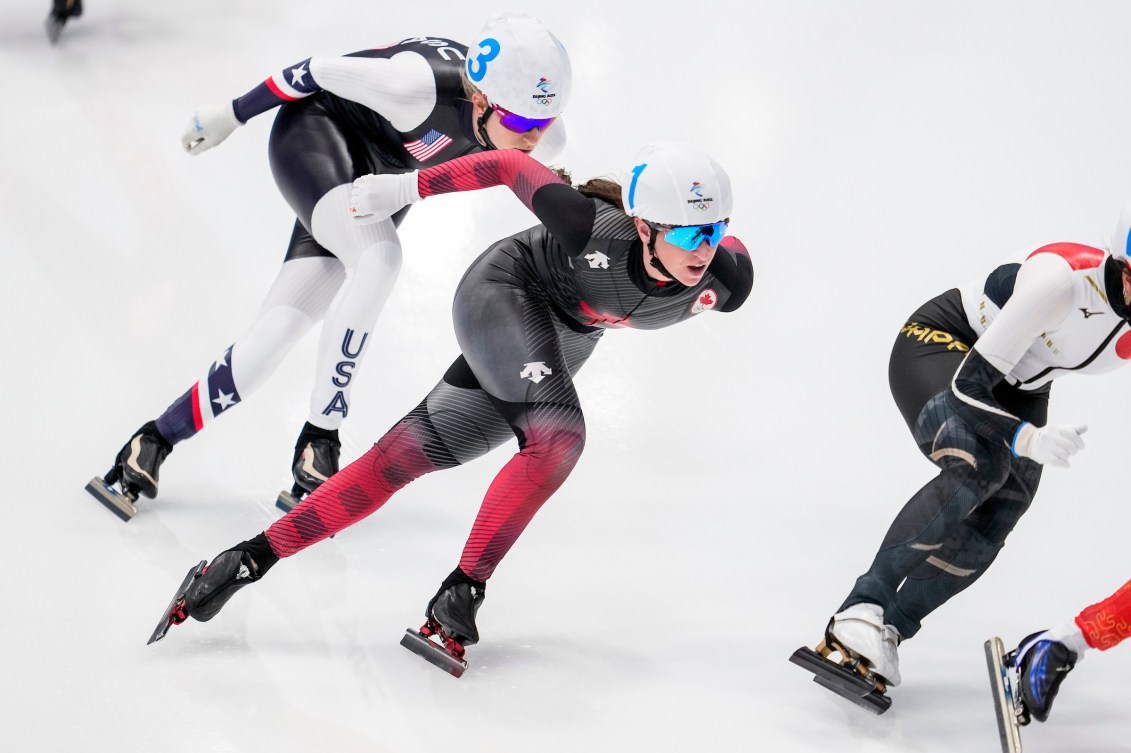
2, 1, 1130, 751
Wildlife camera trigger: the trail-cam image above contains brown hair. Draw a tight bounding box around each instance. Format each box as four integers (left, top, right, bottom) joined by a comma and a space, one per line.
553, 168, 624, 211
576, 178, 624, 211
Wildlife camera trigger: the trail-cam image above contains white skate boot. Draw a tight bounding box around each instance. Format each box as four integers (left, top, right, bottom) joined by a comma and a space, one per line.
830, 603, 902, 686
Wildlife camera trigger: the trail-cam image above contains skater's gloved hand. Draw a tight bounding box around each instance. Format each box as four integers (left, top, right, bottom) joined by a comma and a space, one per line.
1012, 422, 1087, 467
180, 102, 243, 156
350, 171, 422, 224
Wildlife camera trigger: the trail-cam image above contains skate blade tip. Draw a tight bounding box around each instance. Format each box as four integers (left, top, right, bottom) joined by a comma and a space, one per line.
85, 478, 137, 521
275, 490, 300, 513
400, 629, 467, 678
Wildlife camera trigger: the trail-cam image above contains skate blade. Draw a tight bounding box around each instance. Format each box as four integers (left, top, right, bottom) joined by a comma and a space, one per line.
400, 629, 467, 678
45, 16, 63, 44
147, 560, 207, 645
85, 476, 137, 522
790, 646, 892, 714
274, 490, 335, 536
275, 489, 301, 514
984, 637, 1024, 753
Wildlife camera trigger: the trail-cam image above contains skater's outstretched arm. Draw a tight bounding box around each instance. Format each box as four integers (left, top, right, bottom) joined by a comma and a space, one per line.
351, 150, 598, 255
181, 46, 443, 155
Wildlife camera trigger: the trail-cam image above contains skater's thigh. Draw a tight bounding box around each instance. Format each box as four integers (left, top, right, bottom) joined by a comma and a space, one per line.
420, 356, 521, 465
268, 103, 360, 229
309, 186, 401, 271
268, 103, 410, 253
888, 322, 969, 435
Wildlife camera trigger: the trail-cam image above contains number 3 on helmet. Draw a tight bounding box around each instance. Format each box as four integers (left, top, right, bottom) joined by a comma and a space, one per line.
466, 13, 572, 120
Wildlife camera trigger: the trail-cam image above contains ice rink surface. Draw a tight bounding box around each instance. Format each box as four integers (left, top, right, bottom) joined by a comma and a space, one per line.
2, 1, 1130, 751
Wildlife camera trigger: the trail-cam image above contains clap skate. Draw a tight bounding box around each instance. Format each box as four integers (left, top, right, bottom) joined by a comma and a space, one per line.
984, 632, 1077, 753
400, 569, 485, 678
147, 560, 207, 644
400, 619, 471, 677
275, 423, 340, 513
148, 549, 264, 644
790, 634, 893, 714
86, 421, 173, 521
984, 636, 1025, 753
791, 604, 898, 713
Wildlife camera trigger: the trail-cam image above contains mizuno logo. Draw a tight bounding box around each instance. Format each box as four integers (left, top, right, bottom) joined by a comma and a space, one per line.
1080, 308, 1104, 318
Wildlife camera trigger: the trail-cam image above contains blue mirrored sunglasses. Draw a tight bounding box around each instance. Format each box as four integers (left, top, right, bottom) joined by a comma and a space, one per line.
491, 103, 556, 134
652, 220, 729, 251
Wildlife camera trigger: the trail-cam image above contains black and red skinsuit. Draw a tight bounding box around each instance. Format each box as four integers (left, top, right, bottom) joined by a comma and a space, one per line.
241, 149, 752, 594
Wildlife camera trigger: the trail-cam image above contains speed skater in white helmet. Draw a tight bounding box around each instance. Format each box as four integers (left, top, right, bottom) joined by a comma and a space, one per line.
87, 15, 574, 521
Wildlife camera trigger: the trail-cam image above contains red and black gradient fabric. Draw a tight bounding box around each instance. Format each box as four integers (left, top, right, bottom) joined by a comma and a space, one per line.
458, 402, 585, 581
266, 400, 462, 557
1076, 578, 1131, 650
417, 148, 567, 213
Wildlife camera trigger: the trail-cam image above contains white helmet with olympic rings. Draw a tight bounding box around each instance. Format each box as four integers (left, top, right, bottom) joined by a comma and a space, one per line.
621, 142, 733, 227
466, 13, 571, 119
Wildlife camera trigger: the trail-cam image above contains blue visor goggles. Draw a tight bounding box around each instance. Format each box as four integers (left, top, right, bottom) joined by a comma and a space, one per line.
651, 220, 729, 251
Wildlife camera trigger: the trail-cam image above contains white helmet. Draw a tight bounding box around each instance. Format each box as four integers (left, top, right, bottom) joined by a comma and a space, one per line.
466, 13, 571, 119
621, 142, 733, 226
1111, 200, 1131, 260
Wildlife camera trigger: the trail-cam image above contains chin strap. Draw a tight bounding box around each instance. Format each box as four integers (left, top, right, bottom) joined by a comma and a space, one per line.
645, 223, 676, 282
476, 107, 499, 151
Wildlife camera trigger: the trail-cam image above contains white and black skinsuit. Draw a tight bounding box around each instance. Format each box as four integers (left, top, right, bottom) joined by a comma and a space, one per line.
842, 242, 1131, 639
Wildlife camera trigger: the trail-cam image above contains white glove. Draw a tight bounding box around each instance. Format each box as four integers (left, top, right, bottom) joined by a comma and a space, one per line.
349, 171, 422, 224
180, 102, 242, 155
1012, 422, 1087, 468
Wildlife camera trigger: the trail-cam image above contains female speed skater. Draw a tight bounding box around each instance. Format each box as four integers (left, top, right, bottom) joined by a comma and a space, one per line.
984, 578, 1131, 752
146, 142, 753, 676
794, 202, 1131, 712
86, 13, 573, 521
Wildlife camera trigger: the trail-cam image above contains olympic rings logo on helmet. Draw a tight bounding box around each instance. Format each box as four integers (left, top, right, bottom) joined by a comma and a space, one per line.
468, 37, 501, 83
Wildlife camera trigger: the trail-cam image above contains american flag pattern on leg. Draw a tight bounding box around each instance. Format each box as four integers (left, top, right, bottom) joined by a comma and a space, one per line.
154, 345, 242, 443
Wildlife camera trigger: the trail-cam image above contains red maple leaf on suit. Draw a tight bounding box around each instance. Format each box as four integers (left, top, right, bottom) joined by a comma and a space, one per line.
699, 291, 716, 307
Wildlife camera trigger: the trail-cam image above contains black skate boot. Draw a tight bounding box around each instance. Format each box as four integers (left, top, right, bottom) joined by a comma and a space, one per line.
148, 536, 278, 644
276, 422, 341, 513
45, 0, 83, 44
1012, 632, 1078, 724
400, 567, 487, 677
86, 421, 174, 521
